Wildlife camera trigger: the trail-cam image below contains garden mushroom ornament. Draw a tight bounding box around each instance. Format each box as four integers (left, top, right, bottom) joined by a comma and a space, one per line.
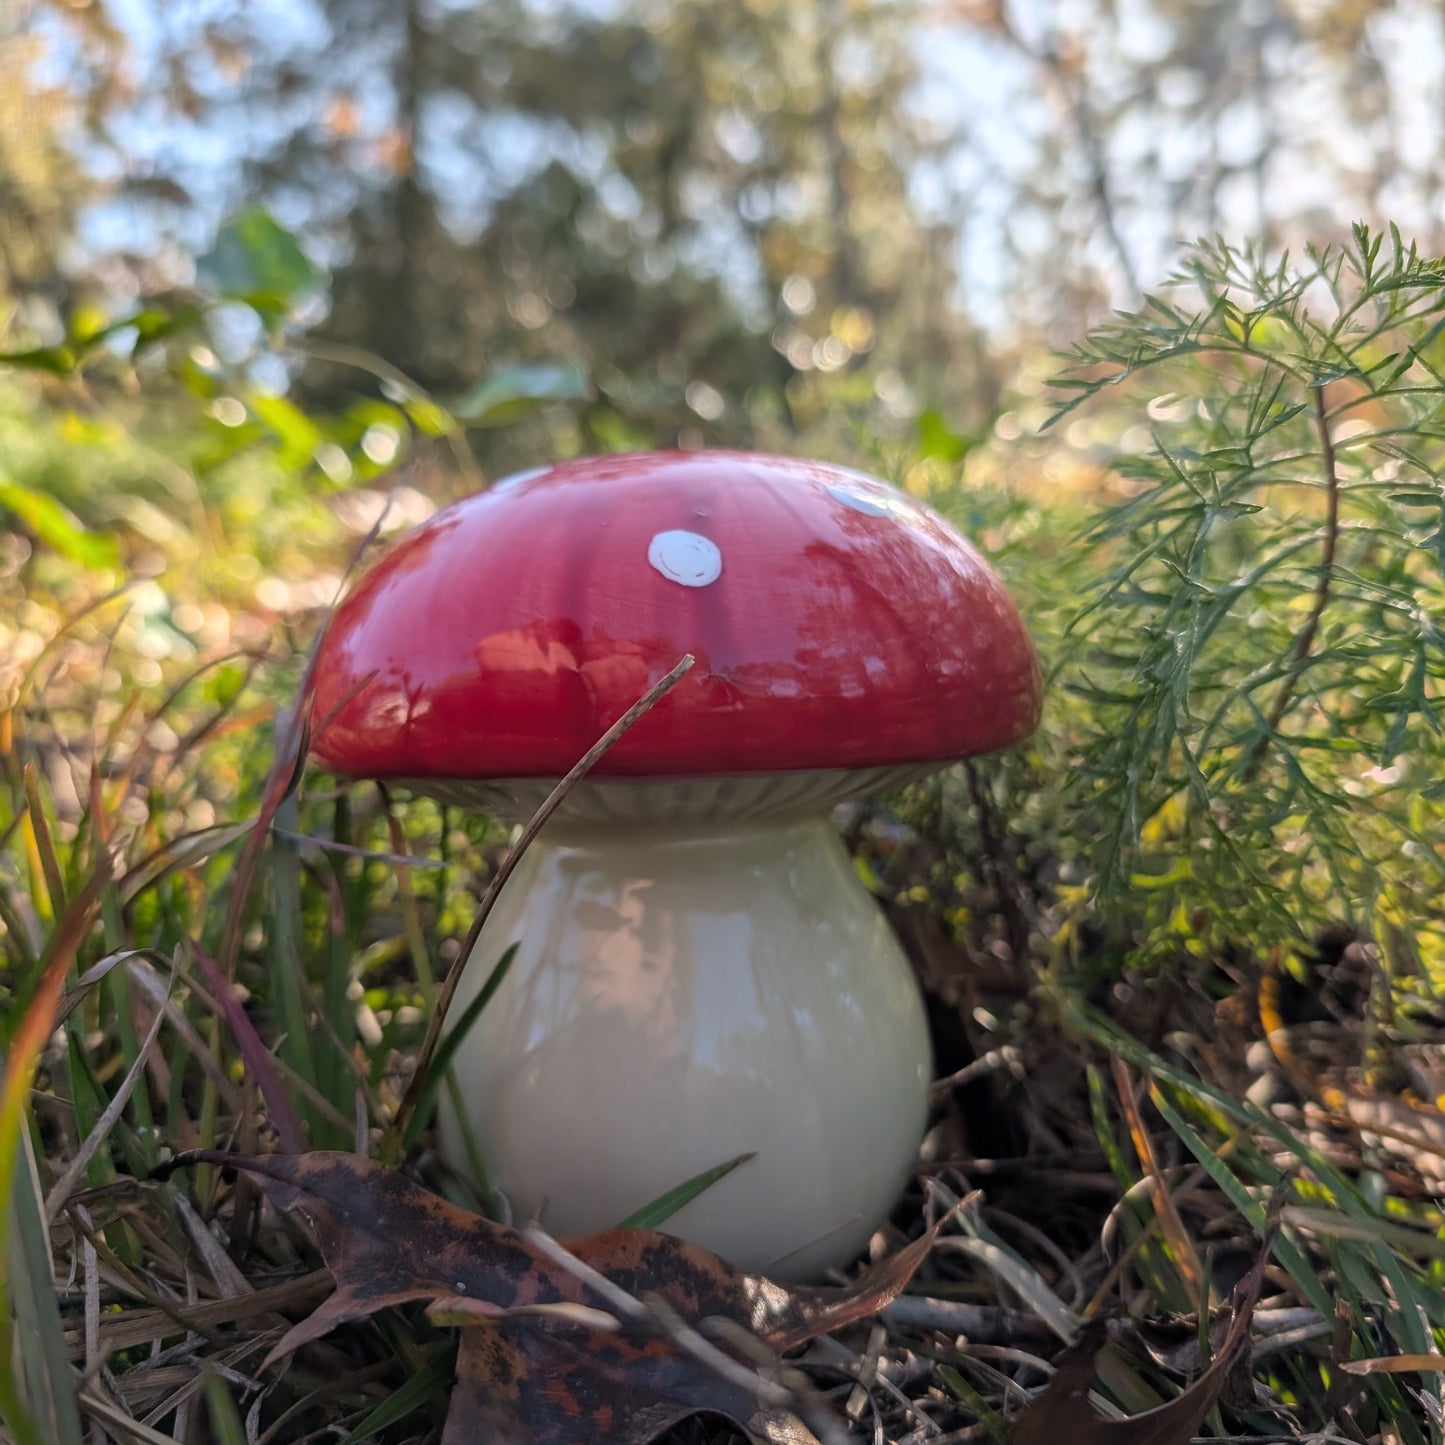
311, 451, 1041, 1278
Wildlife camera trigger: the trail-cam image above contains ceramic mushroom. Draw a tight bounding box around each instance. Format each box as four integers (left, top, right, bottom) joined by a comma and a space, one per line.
310, 450, 1041, 1278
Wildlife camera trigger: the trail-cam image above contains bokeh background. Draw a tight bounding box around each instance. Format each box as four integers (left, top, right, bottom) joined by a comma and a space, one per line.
7, 0, 1445, 469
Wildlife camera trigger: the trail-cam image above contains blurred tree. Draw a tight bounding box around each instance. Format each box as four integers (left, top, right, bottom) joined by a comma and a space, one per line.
20, 0, 1445, 462
239, 0, 988, 463
939, 0, 1440, 338
0, 1, 127, 324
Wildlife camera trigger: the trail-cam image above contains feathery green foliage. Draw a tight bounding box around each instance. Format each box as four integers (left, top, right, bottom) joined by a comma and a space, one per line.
1051, 226, 1445, 976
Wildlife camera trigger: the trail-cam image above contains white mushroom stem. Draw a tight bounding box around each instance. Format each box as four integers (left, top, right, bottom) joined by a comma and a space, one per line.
437, 797, 932, 1279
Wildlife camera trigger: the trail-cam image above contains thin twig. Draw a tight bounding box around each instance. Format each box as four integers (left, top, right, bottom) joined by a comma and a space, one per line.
1244, 382, 1341, 779
297, 337, 483, 490
964, 762, 1029, 963
928, 1045, 1022, 1102
520, 1225, 792, 1406
521, 1225, 853, 1445
881, 1296, 1053, 1346
985, 12, 1139, 302
385, 654, 696, 1155
813, 1330, 941, 1437
268, 827, 447, 868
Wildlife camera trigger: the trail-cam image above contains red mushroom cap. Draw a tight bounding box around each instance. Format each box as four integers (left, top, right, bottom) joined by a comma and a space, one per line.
310, 451, 1042, 780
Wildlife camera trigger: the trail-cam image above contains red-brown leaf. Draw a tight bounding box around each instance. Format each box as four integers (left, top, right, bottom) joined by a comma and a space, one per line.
158, 1150, 944, 1443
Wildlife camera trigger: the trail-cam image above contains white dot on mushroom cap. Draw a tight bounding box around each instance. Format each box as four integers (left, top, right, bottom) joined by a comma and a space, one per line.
647, 529, 722, 587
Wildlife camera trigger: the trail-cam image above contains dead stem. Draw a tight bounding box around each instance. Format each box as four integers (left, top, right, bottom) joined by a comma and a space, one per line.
964, 760, 1030, 963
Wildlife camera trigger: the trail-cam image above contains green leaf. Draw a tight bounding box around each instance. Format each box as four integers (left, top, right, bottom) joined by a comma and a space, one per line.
916, 407, 973, 464
198, 209, 321, 318
65, 303, 110, 346
343, 397, 410, 435
937, 1362, 1008, 1440
615, 1152, 755, 1230
129, 305, 201, 346
203, 662, 247, 708
0, 346, 77, 376
1129, 857, 1194, 889
450, 363, 589, 425
3, 305, 205, 372
0, 480, 119, 569
249, 392, 323, 467
405, 396, 457, 437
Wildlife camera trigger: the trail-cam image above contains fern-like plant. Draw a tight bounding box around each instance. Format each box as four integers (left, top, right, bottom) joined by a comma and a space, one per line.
1053, 225, 1445, 984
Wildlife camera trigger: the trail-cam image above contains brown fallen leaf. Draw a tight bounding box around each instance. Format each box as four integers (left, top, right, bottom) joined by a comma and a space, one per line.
1010, 1200, 1280, 1445
154, 1150, 947, 1443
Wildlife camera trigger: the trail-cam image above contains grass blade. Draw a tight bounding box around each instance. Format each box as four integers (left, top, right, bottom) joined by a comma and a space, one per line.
44, 985, 168, 1222
335, 1344, 454, 1444
8, 1131, 82, 1445
401, 943, 517, 1150
204, 1372, 248, 1445
616, 1153, 757, 1231
0, 866, 107, 1445
189, 942, 308, 1153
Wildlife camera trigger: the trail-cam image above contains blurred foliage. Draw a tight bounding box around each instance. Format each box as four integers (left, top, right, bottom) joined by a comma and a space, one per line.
276, 0, 1000, 480
12, 0, 1445, 422
18, 0, 1445, 492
